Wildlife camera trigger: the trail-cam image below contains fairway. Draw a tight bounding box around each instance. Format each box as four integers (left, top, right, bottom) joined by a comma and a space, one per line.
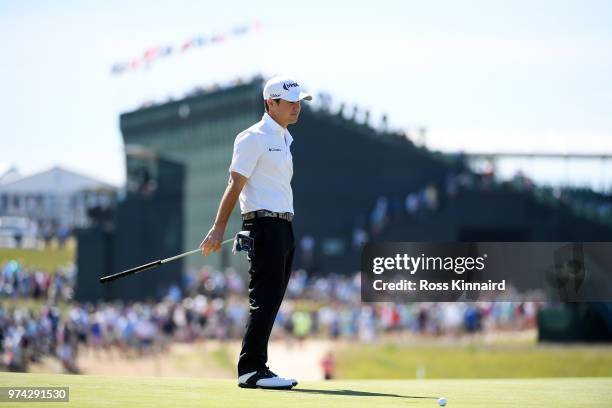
1, 373, 611, 408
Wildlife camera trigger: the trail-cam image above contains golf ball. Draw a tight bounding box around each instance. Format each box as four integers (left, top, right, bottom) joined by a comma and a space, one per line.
437, 397, 447, 406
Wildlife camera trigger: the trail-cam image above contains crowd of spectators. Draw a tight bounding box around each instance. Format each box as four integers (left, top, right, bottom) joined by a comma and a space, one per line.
1, 259, 540, 373
0, 215, 74, 250
354, 168, 612, 249
1, 260, 75, 301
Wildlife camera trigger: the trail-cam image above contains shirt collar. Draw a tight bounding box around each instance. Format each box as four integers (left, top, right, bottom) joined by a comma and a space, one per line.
262, 112, 285, 135
262, 113, 293, 146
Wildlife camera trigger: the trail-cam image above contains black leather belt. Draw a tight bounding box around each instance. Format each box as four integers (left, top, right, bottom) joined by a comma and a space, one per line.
242, 210, 294, 222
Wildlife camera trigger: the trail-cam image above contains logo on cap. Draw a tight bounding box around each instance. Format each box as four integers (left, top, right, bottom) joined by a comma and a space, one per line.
282, 82, 299, 91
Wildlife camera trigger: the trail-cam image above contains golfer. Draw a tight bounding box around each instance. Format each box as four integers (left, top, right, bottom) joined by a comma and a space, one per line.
200, 75, 311, 390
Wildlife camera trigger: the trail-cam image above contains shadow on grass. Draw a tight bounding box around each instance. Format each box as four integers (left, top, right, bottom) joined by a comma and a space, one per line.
290, 388, 437, 400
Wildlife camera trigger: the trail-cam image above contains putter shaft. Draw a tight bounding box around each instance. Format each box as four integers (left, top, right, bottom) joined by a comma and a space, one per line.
100, 237, 234, 283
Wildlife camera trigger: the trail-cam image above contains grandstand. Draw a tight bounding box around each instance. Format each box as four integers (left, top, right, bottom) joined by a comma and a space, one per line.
118, 76, 612, 276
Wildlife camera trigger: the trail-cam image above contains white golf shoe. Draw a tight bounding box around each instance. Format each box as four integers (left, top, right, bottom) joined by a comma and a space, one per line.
263, 366, 298, 387
238, 369, 296, 390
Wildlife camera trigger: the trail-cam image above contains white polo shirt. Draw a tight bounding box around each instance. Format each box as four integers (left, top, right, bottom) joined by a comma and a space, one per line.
229, 113, 294, 214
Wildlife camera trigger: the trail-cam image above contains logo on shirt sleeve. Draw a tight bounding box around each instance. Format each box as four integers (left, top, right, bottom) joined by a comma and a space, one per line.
268, 148, 282, 152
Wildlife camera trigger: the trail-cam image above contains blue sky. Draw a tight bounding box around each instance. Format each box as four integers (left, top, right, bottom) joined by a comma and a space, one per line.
1, 0, 611, 187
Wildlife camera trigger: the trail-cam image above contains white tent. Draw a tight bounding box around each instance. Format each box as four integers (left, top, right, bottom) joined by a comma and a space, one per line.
0, 165, 115, 194
0, 166, 118, 228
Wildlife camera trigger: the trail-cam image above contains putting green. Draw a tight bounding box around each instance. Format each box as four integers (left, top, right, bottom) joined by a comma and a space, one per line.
1, 373, 611, 407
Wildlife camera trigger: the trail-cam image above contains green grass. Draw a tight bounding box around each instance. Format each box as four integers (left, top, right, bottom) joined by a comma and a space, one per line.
0, 373, 610, 407
0, 243, 75, 273
0, 298, 69, 314
209, 345, 236, 373
336, 342, 612, 379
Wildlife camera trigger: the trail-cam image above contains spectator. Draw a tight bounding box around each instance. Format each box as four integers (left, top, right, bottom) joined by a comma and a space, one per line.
321, 351, 336, 380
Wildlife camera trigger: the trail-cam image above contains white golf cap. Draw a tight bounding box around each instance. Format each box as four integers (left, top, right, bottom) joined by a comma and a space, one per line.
263, 75, 312, 102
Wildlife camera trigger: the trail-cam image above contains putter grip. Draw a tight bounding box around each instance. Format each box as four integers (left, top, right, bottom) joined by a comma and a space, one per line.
99, 259, 162, 283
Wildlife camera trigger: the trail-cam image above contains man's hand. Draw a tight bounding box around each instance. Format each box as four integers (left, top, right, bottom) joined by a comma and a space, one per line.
200, 171, 247, 257
200, 225, 225, 256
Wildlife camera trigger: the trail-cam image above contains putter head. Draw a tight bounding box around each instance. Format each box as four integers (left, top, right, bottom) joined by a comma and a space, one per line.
233, 230, 254, 257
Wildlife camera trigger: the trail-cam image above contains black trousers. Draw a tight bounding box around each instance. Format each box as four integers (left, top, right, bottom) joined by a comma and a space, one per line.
237, 217, 295, 375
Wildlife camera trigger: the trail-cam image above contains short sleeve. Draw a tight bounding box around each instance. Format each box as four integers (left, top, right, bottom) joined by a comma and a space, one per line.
229, 131, 263, 178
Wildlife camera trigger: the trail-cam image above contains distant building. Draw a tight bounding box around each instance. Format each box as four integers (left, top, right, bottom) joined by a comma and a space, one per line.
0, 166, 21, 185
0, 166, 117, 229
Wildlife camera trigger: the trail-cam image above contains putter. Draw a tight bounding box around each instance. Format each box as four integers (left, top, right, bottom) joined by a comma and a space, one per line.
100, 231, 254, 283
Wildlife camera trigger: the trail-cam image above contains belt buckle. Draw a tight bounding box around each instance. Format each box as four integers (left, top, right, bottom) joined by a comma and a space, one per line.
248, 210, 292, 221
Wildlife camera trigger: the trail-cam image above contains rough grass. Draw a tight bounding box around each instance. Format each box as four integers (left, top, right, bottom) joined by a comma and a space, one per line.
0, 241, 75, 273
335, 342, 612, 379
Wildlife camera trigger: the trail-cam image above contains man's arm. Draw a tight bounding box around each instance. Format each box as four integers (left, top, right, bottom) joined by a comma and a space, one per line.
200, 171, 248, 256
